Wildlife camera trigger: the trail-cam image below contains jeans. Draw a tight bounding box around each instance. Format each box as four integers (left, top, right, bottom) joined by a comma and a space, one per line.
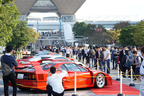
89, 58, 93, 68
92, 56, 94, 65
46, 85, 64, 96
82, 56, 85, 63
94, 59, 98, 69
100, 61, 105, 72
105, 59, 110, 74
3, 73, 17, 96
112, 58, 117, 69
78, 55, 81, 62
135, 67, 140, 79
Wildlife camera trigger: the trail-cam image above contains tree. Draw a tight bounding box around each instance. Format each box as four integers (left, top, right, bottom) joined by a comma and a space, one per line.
104, 30, 120, 44
84, 24, 96, 44
72, 22, 87, 36
2, 0, 15, 4
132, 21, 144, 46
96, 24, 106, 32
119, 25, 137, 46
30, 28, 40, 44
113, 21, 130, 31
0, 0, 20, 46
7, 21, 39, 50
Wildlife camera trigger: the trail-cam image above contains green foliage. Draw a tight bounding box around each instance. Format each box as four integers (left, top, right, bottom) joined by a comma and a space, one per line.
96, 25, 106, 32
2, 0, 15, 4
0, 1, 20, 46
119, 21, 144, 46
119, 25, 137, 46
7, 21, 37, 50
113, 21, 130, 31
84, 24, 96, 44
132, 21, 144, 46
73, 22, 87, 36
30, 28, 40, 43
84, 24, 96, 36
105, 30, 120, 44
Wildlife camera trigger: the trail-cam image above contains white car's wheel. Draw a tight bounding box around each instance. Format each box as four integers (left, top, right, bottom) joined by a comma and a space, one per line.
95, 73, 105, 88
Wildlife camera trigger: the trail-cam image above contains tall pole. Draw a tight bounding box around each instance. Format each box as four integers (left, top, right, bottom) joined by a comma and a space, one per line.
37, 19, 39, 33
59, 19, 61, 33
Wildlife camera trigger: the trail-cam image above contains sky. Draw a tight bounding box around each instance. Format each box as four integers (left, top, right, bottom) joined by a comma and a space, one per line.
29, 0, 144, 21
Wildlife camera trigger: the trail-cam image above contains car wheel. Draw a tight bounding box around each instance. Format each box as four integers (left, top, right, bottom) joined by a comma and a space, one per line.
95, 73, 105, 88
18, 87, 30, 91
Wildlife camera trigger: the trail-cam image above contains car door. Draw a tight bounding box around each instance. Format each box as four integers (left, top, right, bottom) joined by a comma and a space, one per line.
62, 63, 93, 89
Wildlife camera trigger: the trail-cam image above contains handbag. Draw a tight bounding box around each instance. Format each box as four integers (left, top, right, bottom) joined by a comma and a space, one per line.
1, 56, 12, 76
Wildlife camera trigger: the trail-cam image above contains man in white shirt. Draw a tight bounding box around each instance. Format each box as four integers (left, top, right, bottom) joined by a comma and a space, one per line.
104, 46, 111, 74
46, 67, 67, 96
66, 46, 71, 57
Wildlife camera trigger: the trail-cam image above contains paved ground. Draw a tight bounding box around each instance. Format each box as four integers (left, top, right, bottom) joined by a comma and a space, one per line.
0, 55, 141, 96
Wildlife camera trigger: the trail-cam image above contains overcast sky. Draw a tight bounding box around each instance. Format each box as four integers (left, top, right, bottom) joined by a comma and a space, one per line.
29, 0, 144, 21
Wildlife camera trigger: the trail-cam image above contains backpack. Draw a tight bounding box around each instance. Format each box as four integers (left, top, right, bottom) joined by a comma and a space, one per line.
92, 49, 95, 56
125, 55, 132, 68
89, 49, 95, 56
1, 56, 12, 76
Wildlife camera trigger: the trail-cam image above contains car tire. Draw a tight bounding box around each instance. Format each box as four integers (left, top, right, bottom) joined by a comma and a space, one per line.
94, 73, 105, 88
18, 87, 30, 91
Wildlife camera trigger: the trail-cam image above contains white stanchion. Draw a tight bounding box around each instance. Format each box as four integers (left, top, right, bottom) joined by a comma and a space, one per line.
129, 66, 135, 86
105, 63, 107, 73
117, 71, 125, 96
89, 58, 92, 68
97, 61, 99, 71
72, 72, 78, 96
116, 64, 120, 81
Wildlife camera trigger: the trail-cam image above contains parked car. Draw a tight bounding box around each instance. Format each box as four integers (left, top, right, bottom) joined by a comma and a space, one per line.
16, 55, 74, 67
11, 62, 112, 91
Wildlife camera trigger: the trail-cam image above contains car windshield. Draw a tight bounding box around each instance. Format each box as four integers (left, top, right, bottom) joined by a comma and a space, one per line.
35, 53, 50, 56
38, 50, 51, 54
29, 56, 41, 61
22, 63, 56, 71
40, 63, 56, 70
22, 66, 35, 71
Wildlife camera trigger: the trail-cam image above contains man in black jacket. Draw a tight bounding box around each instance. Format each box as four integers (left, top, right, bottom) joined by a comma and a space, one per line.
119, 46, 128, 78
81, 46, 86, 63
1, 45, 18, 96
94, 46, 100, 69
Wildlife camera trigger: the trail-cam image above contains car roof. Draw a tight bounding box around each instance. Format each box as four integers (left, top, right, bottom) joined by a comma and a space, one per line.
37, 55, 61, 57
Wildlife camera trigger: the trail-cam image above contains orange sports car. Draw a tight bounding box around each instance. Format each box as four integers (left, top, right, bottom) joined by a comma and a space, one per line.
11, 62, 112, 91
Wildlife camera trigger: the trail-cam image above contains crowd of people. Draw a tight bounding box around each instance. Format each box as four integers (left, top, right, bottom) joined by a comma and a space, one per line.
41, 45, 143, 80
